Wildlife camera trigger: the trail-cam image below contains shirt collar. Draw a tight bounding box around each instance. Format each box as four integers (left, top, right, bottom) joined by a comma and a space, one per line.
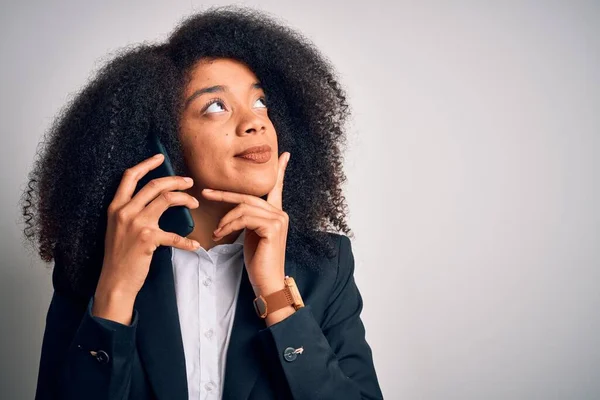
208, 228, 245, 255
233, 228, 246, 245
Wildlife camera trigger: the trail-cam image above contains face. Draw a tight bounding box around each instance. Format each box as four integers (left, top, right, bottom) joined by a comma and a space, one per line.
178, 57, 279, 197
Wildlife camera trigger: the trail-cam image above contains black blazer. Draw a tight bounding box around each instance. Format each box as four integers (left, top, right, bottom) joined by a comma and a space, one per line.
35, 233, 384, 399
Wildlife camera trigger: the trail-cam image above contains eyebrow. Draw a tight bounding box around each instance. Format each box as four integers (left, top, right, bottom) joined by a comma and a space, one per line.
184, 82, 263, 110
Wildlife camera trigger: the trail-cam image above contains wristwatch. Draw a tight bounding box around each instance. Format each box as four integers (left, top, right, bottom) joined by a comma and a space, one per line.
253, 275, 304, 319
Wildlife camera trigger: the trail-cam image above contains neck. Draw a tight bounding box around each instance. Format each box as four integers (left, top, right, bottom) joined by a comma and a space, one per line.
184, 188, 241, 250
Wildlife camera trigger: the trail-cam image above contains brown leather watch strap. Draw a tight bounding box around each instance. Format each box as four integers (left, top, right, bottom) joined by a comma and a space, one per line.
263, 287, 294, 313
254, 276, 304, 318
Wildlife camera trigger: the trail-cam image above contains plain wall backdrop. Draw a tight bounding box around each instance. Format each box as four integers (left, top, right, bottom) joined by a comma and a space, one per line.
2, 1, 599, 399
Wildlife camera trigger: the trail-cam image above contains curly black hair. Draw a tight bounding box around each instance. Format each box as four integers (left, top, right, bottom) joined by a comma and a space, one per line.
20, 5, 353, 300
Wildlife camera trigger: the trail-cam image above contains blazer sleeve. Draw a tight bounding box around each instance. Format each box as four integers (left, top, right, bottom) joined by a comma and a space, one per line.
35, 285, 139, 400
257, 234, 384, 399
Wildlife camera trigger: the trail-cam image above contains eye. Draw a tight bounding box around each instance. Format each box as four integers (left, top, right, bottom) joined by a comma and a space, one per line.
202, 98, 226, 114
254, 96, 268, 108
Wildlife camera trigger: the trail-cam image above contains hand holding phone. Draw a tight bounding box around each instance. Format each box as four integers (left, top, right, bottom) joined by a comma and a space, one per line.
94, 151, 199, 323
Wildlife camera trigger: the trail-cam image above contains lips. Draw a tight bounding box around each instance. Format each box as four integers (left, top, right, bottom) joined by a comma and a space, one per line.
234, 144, 272, 164
235, 144, 272, 156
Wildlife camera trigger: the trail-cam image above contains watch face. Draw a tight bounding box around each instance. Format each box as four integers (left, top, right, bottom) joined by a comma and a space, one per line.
253, 296, 267, 318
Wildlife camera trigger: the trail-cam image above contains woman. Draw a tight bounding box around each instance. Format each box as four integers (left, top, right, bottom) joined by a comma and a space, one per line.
23, 5, 383, 400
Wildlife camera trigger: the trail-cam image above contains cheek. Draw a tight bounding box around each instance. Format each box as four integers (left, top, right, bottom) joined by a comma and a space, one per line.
181, 136, 229, 180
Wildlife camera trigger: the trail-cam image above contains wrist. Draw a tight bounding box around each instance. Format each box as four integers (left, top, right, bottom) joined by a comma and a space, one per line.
92, 288, 136, 325
252, 277, 286, 298
265, 305, 296, 327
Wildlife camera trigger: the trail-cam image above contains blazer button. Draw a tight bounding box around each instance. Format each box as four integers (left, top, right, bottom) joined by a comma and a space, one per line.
94, 350, 110, 364
283, 347, 297, 362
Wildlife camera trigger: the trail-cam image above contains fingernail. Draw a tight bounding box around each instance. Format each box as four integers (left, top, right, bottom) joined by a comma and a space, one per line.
203, 188, 214, 192
183, 177, 193, 182
192, 241, 200, 248
154, 153, 163, 159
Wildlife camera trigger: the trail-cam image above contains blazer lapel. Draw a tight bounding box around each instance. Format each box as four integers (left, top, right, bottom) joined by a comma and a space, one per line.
222, 256, 297, 400
135, 245, 188, 400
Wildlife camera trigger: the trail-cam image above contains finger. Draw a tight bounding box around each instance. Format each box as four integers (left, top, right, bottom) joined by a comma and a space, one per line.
155, 229, 200, 251
111, 154, 165, 209
137, 190, 199, 224
267, 152, 290, 210
213, 215, 281, 241
128, 175, 195, 214
215, 202, 280, 233
201, 188, 278, 213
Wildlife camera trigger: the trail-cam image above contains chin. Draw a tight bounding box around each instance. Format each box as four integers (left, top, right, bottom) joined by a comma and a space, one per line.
221, 171, 271, 195
236, 180, 274, 197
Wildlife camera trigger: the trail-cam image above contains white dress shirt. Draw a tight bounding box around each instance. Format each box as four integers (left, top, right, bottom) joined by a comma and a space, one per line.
171, 228, 246, 400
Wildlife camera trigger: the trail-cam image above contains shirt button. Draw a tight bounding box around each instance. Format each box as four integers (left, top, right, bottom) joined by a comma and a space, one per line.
204, 381, 216, 391
203, 277, 212, 286
205, 329, 214, 339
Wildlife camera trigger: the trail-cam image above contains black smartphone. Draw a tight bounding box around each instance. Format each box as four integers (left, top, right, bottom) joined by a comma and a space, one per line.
133, 133, 195, 238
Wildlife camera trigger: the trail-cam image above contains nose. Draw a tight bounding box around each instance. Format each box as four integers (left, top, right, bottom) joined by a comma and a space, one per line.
236, 107, 266, 136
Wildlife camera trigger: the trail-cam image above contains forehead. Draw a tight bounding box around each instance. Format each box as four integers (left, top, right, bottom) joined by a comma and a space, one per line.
187, 57, 259, 86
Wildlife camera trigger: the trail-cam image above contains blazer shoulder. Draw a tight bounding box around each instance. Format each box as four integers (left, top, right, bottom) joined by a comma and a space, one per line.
312, 231, 363, 332
322, 231, 352, 266
308, 231, 355, 288
320, 231, 349, 250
